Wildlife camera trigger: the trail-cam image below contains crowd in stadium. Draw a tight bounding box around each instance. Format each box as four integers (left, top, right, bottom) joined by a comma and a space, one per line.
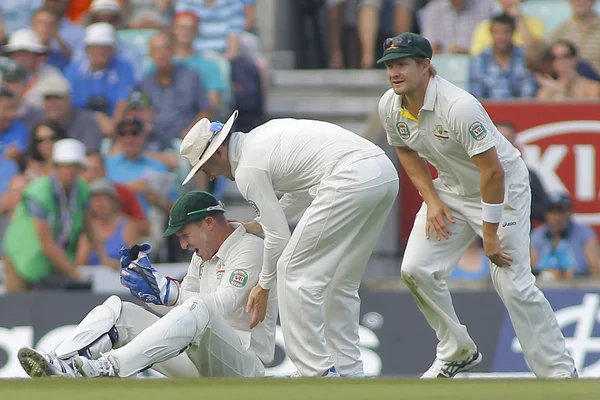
0, 0, 598, 292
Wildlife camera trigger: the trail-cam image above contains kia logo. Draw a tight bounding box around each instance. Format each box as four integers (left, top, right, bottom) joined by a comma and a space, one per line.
516, 120, 600, 226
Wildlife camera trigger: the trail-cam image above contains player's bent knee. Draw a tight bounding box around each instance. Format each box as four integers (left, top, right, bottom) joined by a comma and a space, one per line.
180, 296, 211, 332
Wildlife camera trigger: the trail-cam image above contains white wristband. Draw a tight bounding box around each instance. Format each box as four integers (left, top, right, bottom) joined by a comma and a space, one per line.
481, 201, 504, 223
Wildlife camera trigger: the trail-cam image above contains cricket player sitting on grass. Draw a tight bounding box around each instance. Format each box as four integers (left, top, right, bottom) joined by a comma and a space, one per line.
17, 190, 278, 379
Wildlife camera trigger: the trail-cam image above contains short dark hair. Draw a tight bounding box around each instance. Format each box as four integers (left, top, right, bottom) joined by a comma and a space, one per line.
552, 39, 578, 57
32, 7, 59, 21
28, 121, 66, 162
490, 13, 516, 32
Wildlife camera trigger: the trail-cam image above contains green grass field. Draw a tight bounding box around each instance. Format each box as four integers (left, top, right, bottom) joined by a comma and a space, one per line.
1, 378, 599, 400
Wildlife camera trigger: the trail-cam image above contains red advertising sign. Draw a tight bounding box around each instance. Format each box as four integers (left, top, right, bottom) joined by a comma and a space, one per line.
398, 102, 600, 243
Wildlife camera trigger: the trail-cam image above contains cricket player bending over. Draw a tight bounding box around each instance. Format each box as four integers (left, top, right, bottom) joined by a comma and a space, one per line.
18, 190, 278, 378
178, 111, 399, 377
377, 33, 576, 379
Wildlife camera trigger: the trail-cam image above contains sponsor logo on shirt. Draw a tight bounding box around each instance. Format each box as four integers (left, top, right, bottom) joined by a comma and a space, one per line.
396, 122, 410, 139
229, 270, 248, 288
469, 121, 487, 141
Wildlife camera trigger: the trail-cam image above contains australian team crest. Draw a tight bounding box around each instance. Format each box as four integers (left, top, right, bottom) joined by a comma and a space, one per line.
396, 122, 410, 139
434, 124, 449, 141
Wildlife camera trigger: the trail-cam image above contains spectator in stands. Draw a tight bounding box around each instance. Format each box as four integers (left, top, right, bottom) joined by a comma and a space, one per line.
42, 0, 86, 57
67, 0, 93, 24
470, 0, 543, 55
24, 121, 65, 180
0, 57, 44, 131
0, 0, 43, 45
3, 139, 111, 291
526, 42, 600, 83
30, 7, 71, 71
448, 238, 491, 281
535, 39, 600, 100
104, 116, 176, 253
531, 192, 599, 280
496, 121, 547, 225
140, 32, 211, 145
105, 116, 175, 216
39, 75, 105, 152
421, 0, 493, 55
171, 11, 227, 116
0, 172, 26, 292
4, 29, 64, 108
76, 0, 145, 82
82, 152, 150, 236
327, 0, 415, 69
124, 0, 172, 29
551, 0, 600, 74
75, 178, 141, 267
64, 22, 135, 119
0, 88, 28, 163
469, 13, 536, 100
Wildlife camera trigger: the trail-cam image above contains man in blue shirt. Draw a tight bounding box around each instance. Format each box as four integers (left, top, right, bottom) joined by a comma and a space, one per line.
531, 193, 599, 279
140, 32, 211, 145
0, 88, 28, 161
469, 13, 536, 100
104, 117, 177, 216
64, 22, 135, 118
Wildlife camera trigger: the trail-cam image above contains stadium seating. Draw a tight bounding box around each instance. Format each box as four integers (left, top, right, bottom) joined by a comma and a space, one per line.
431, 54, 471, 89
521, 0, 571, 38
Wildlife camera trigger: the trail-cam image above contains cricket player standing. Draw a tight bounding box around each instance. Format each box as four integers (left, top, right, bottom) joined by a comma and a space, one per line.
179, 111, 399, 377
377, 32, 576, 378
18, 191, 278, 379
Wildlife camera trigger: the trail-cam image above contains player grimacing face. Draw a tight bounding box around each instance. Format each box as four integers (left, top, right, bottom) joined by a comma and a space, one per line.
385, 57, 429, 96
176, 219, 219, 261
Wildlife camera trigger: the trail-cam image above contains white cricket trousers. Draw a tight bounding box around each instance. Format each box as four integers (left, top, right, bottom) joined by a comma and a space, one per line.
108, 297, 264, 378
401, 159, 575, 377
277, 152, 399, 377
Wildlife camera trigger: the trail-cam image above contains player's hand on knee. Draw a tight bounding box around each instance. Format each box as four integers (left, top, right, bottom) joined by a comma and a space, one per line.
483, 233, 513, 267
425, 200, 456, 241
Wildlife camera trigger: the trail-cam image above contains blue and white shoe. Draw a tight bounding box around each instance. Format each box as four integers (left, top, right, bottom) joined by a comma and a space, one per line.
18, 346, 77, 378
290, 367, 339, 378
421, 351, 482, 379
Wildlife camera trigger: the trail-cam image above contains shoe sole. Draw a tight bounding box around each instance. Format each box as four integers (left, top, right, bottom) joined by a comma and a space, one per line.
18, 347, 51, 378
73, 358, 87, 377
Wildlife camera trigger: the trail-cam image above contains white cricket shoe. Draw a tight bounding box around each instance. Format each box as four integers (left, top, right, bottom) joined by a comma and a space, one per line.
73, 355, 118, 378
18, 346, 77, 378
421, 351, 482, 379
290, 367, 340, 378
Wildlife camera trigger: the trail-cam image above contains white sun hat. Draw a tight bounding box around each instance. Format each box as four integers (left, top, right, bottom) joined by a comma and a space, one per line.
180, 110, 239, 185
52, 139, 88, 167
4, 29, 47, 54
84, 22, 117, 47
90, 0, 120, 13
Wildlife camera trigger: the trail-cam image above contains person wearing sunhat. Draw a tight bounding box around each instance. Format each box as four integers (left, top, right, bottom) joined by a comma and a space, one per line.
178, 107, 398, 378
377, 32, 576, 379
530, 192, 599, 279
3, 28, 63, 108
18, 190, 278, 379
3, 138, 113, 290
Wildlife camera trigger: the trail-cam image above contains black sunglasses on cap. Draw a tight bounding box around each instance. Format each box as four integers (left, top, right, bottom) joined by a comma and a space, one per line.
382, 36, 412, 52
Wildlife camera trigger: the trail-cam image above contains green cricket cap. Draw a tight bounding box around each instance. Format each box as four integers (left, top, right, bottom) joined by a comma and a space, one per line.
0, 57, 27, 83
127, 89, 151, 109
163, 191, 225, 237
377, 32, 433, 64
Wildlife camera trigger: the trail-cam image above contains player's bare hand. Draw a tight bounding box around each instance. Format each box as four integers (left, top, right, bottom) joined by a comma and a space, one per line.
483, 233, 512, 267
229, 219, 263, 236
246, 284, 269, 329
425, 200, 456, 241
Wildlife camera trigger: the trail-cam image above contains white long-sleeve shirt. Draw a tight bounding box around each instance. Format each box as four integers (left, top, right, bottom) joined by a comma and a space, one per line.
228, 119, 386, 290
169, 223, 278, 365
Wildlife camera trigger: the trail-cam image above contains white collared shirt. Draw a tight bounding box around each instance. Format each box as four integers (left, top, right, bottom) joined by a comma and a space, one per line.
378, 75, 521, 196
228, 121, 385, 290
175, 223, 278, 365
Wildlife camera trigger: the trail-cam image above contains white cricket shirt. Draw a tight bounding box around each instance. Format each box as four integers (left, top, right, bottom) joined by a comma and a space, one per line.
228, 120, 386, 290
378, 75, 521, 196
174, 223, 278, 365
